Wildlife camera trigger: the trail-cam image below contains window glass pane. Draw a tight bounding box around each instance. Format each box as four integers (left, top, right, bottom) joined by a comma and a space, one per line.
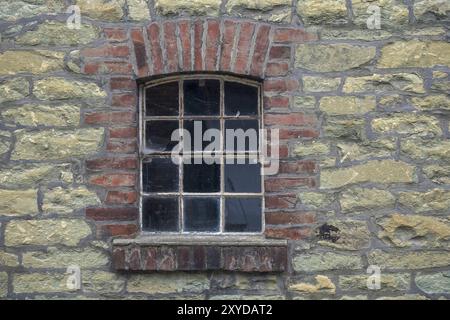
184, 161, 220, 192
225, 197, 262, 232
224, 81, 258, 116
146, 82, 179, 116
184, 120, 220, 152
142, 197, 179, 232
225, 119, 259, 152
184, 197, 220, 232
145, 120, 179, 152
184, 79, 220, 116
142, 157, 179, 192
225, 159, 261, 193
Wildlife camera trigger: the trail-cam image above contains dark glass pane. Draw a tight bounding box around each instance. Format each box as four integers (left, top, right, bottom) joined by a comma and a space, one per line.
225, 160, 261, 193
142, 158, 179, 192
184, 120, 220, 152
184, 161, 220, 192
145, 120, 179, 152
146, 82, 179, 116
224, 82, 258, 116
225, 198, 262, 232
142, 197, 179, 232
184, 79, 220, 115
184, 197, 220, 232
225, 120, 259, 152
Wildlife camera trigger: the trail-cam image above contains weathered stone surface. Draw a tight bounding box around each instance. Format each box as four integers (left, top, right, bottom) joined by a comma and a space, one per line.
127, 0, 151, 21
75, 0, 125, 21
0, 164, 72, 188
296, 44, 376, 72
414, 0, 450, 22
294, 96, 316, 109
368, 250, 450, 269
33, 78, 106, 100
411, 95, 450, 111
320, 96, 375, 115
12, 128, 104, 160
292, 141, 330, 157
0, 78, 29, 103
0, 272, 7, 297
0, 189, 37, 216
0, 0, 64, 21
340, 187, 395, 213
2, 104, 80, 127
297, 0, 348, 25
320, 28, 392, 41
289, 275, 336, 294
376, 294, 429, 300
303, 76, 340, 92
22, 247, 108, 268
398, 189, 450, 213
83, 271, 125, 293
324, 119, 366, 140
43, 186, 100, 214
372, 114, 442, 137
352, 0, 409, 27
293, 252, 363, 272
298, 192, 334, 210
0, 51, 64, 75
379, 41, 450, 68
337, 138, 397, 163
423, 165, 450, 184
316, 220, 370, 250
155, 0, 221, 16
415, 272, 450, 294
340, 273, 410, 291
13, 273, 73, 294
5, 219, 91, 246
343, 73, 425, 94
226, 0, 292, 22
378, 214, 450, 247
433, 71, 449, 80
0, 251, 19, 267
401, 139, 450, 161
0, 131, 11, 156
431, 81, 450, 93
379, 95, 403, 108
16, 21, 99, 46
320, 160, 416, 189
127, 273, 209, 294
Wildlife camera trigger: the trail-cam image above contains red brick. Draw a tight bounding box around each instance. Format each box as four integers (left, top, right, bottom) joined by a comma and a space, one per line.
269, 46, 291, 60
163, 21, 179, 73
110, 77, 136, 91
109, 127, 137, 139
265, 212, 316, 225
265, 62, 289, 77
264, 78, 299, 93
157, 247, 176, 271
112, 93, 136, 108
84, 111, 135, 125
193, 20, 204, 71
147, 23, 164, 74
112, 248, 126, 269
250, 25, 271, 77
220, 20, 237, 72
131, 28, 149, 77
144, 247, 158, 270
205, 20, 220, 70
265, 194, 297, 209
106, 190, 138, 205
178, 20, 192, 70
98, 223, 138, 237
106, 139, 137, 153
265, 227, 311, 240
128, 247, 141, 270
264, 96, 290, 109
82, 45, 130, 58
265, 177, 315, 192
279, 160, 317, 174
265, 113, 316, 126
273, 28, 318, 43
89, 173, 136, 187
233, 22, 255, 74
86, 207, 138, 221
86, 157, 137, 170
84, 61, 132, 75
279, 128, 319, 139
104, 28, 127, 42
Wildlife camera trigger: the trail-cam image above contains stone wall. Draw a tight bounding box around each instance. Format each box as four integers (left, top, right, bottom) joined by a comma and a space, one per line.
0, 0, 449, 299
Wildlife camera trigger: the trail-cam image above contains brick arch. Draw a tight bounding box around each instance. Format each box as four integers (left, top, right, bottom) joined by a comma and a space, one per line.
128, 18, 317, 80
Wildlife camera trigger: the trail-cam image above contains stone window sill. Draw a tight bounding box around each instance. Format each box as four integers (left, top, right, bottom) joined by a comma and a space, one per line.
112, 235, 287, 272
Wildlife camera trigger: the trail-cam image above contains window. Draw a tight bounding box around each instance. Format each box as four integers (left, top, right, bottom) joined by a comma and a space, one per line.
140, 75, 264, 234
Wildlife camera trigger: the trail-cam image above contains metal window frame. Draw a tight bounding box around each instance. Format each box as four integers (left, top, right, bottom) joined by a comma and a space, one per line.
139, 74, 265, 235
